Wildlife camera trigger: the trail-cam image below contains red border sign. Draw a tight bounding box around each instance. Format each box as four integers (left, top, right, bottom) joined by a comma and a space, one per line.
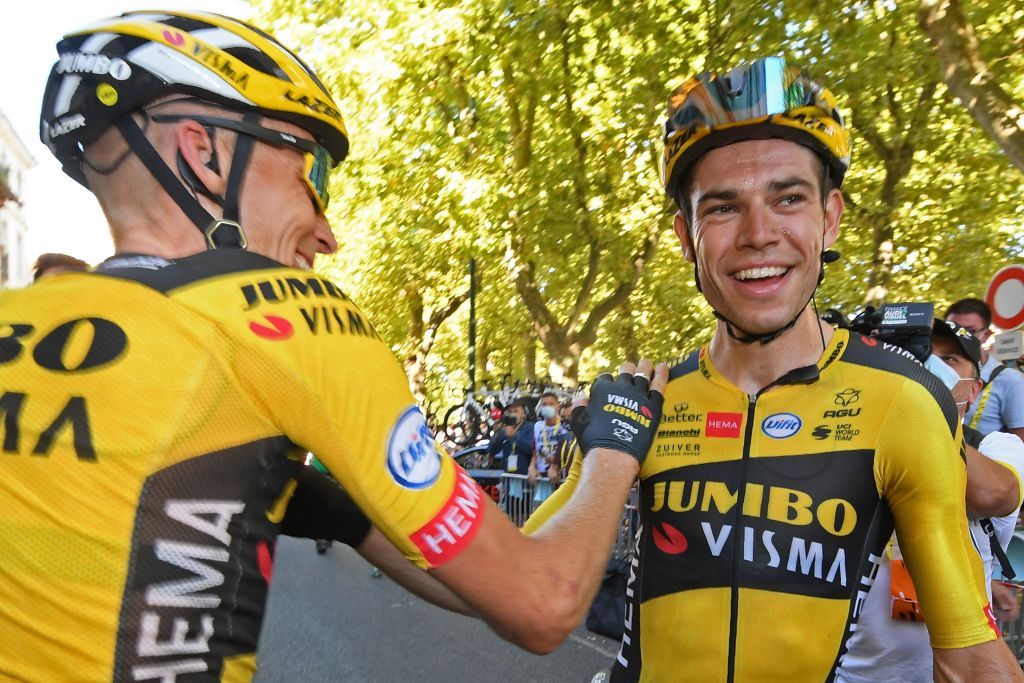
986, 265, 1024, 330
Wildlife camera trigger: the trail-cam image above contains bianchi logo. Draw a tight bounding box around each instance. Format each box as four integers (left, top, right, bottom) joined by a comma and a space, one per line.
812, 425, 832, 440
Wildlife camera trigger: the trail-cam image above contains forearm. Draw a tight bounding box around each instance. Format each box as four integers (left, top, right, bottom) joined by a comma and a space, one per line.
933, 639, 1024, 682
356, 527, 478, 617
430, 448, 638, 653
965, 445, 1020, 517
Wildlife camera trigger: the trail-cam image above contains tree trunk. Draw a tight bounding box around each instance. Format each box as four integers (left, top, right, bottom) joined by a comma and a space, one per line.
919, 0, 1024, 174
402, 288, 468, 403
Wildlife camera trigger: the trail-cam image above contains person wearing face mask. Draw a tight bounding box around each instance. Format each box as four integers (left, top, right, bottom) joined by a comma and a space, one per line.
529, 392, 571, 502
836, 319, 1024, 683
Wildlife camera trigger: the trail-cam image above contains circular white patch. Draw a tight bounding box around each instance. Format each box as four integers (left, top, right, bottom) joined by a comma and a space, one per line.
387, 407, 442, 489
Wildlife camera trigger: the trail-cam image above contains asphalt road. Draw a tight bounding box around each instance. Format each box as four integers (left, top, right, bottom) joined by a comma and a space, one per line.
255, 536, 619, 682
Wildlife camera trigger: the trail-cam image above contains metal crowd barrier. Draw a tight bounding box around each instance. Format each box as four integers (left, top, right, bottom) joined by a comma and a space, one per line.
495, 473, 638, 558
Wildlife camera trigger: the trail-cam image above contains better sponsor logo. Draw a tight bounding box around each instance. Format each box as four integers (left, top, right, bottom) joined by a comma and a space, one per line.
761, 413, 801, 439
249, 315, 293, 340
834, 388, 860, 407
387, 407, 442, 489
56, 52, 132, 80
662, 411, 702, 424
410, 468, 484, 566
706, 412, 742, 438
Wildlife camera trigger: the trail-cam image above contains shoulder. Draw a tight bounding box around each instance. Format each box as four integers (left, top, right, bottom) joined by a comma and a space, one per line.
93, 250, 284, 294
993, 366, 1024, 389
668, 349, 701, 382
838, 332, 959, 438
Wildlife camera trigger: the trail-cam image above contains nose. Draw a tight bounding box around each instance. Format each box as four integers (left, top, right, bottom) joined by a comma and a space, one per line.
315, 214, 338, 254
736, 202, 782, 251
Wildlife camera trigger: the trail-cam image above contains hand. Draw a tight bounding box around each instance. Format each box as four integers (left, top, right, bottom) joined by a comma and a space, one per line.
570, 359, 668, 466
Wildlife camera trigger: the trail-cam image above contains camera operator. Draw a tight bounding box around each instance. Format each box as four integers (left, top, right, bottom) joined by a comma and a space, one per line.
487, 399, 534, 475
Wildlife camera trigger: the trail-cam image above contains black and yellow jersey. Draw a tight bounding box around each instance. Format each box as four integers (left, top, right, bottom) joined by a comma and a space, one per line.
525, 329, 996, 682
0, 251, 485, 682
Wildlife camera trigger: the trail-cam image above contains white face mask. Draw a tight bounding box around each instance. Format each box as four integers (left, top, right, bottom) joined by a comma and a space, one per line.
538, 405, 558, 420
924, 353, 960, 391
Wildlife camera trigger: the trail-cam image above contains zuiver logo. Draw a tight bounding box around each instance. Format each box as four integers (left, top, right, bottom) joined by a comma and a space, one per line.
761, 412, 801, 439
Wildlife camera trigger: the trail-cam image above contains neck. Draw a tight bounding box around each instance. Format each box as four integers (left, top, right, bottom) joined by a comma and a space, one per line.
708, 306, 834, 395
545, 417, 559, 426
981, 348, 990, 364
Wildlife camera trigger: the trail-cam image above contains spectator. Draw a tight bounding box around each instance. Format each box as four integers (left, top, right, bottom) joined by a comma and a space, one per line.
947, 298, 1024, 441
32, 252, 89, 280
529, 391, 570, 502
487, 400, 533, 475
837, 320, 1024, 682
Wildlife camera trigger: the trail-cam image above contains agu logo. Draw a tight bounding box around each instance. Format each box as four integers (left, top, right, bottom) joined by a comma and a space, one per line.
387, 407, 442, 489
761, 412, 802, 439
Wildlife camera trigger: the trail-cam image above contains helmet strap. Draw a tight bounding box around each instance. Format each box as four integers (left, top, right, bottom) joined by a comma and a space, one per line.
114, 112, 247, 250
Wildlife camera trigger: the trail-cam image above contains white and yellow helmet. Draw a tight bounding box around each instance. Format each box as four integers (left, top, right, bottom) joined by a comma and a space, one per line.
41, 10, 349, 187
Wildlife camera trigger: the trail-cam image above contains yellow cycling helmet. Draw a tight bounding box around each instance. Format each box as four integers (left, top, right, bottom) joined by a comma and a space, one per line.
41, 10, 349, 188
662, 57, 850, 208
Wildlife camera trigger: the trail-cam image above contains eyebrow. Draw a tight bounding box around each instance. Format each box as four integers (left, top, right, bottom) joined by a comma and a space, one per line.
694, 176, 816, 213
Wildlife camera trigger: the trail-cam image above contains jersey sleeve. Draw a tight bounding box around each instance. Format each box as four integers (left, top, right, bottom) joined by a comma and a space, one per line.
181, 272, 485, 570
522, 445, 582, 534
876, 379, 997, 649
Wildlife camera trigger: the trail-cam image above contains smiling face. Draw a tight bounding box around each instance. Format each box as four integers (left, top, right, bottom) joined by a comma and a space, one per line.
675, 139, 843, 336
238, 117, 338, 270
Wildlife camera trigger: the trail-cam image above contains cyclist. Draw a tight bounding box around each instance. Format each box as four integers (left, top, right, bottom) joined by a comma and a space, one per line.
0, 11, 666, 680
526, 57, 1023, 681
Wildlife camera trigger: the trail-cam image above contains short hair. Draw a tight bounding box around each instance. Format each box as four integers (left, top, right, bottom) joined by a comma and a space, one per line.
33, 253, 90, 281
945, 298, 991, 328
539, 391, 560, 402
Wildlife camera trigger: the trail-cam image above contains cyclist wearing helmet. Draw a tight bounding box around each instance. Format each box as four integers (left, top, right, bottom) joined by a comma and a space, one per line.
0, 11, 667, 680
526, 57, 1022, 681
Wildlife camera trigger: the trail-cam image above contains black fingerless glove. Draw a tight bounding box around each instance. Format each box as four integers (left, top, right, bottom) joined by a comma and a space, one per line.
570, 372, 664, 465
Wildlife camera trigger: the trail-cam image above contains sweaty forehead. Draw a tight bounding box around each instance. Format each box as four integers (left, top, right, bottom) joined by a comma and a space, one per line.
689, 139, 821, 195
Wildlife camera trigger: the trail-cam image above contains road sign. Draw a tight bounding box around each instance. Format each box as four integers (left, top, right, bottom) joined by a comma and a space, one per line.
994, 331, 1023, 362
985, 265, 1024, 331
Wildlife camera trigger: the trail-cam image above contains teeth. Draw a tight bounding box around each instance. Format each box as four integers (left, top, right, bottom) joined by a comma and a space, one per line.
734, 266, 787, 281
295, 255, 311, 271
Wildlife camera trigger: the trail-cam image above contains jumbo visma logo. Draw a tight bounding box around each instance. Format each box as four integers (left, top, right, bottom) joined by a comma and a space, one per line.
761, 412, 802, 439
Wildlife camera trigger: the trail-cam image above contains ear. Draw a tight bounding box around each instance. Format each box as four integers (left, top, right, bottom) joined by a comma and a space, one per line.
175, 120, 226, 196
967, 378, 983, 405
673, 211, 695, 263
822, 188, 844, 249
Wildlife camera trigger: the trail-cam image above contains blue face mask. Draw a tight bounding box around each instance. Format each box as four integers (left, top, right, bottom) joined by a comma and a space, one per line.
538, 405, 558, 420
924, 353, 960, 391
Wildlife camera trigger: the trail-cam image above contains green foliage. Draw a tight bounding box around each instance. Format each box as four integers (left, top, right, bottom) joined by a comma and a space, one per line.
256, 0, 1024, 405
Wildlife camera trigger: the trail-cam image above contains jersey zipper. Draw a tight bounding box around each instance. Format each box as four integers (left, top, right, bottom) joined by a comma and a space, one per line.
726, 394, 757, 683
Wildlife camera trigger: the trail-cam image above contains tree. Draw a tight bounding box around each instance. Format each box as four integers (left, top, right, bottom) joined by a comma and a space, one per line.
919, 0, 1024, 174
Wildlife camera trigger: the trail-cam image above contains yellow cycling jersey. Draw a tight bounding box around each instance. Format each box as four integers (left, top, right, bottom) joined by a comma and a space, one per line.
526, 329, 996, 683
0, 251, 484, 682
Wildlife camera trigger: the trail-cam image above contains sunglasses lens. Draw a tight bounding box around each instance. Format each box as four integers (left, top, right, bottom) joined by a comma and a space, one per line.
303, 145, 332, 211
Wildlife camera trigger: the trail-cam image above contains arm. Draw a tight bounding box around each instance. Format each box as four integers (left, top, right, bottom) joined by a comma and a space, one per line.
965, 444, 1021, 517
880, 381, 1023, 681
933, 643, 1023, 683
428, 448, 640, 653
355, 526, 478, 616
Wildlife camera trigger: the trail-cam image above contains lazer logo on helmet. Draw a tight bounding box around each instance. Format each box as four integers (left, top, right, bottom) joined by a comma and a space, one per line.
387, 407, 442, 489
56, 52, 132, 80
284, 90, 343, 122
48, 114, 86, 139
